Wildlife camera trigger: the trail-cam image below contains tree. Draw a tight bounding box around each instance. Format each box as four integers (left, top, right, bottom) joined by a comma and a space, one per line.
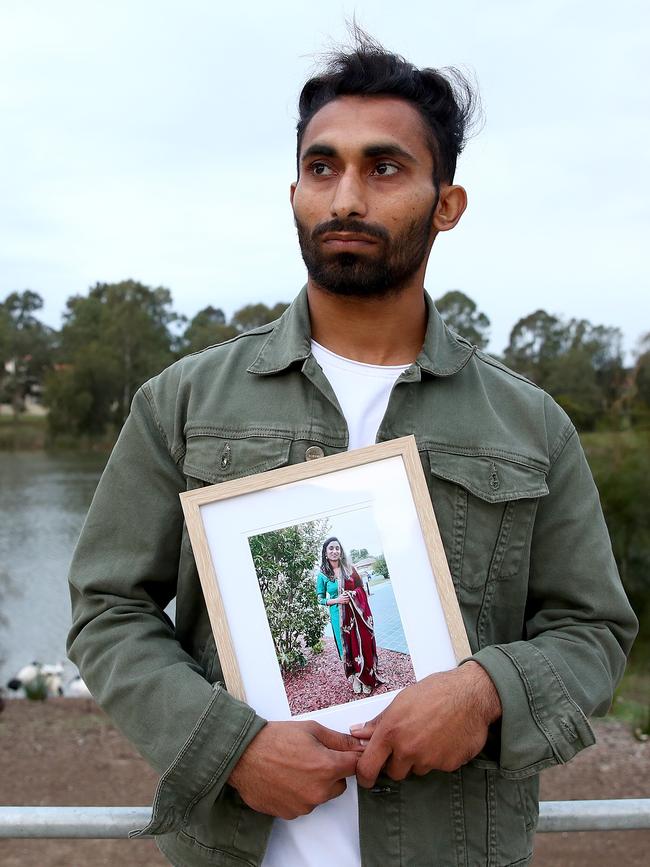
45, 280, 178, 436
249, 519, 329, 671
182, 306, 237, 354
543, 348, 602, 430
0, 290, 55, 414
373, 554, 390, 580
631, 333, 650, 418
503, 309, 566, 384
0, 304, 10, 360
569, 320, 625, 414
434, 290, 490, 349
350, 547, 369, 563
504, 311, 625, 430
179, 301, 290, 354
230, 302, 289, 333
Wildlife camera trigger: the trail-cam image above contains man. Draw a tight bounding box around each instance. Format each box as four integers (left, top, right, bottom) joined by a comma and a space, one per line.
68, 32, 637, 867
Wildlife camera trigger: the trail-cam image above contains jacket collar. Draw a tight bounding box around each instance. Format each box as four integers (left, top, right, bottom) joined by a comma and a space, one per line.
247, 285, 475, 378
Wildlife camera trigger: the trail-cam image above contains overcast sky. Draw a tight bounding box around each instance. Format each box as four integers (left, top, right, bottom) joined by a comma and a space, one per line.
1, 0, 648, 356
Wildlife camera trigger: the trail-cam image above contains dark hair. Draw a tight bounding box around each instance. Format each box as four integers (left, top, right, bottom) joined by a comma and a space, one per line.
296, 25, 480, 186
320, 536, 349, 581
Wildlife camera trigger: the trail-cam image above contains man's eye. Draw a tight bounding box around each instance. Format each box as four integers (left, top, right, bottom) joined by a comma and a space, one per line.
311, 162, 334, 176
373, 163, 399, 176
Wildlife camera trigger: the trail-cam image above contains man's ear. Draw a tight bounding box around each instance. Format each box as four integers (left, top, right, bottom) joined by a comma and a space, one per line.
433, 184, 467, 233
289, 181, 297, 206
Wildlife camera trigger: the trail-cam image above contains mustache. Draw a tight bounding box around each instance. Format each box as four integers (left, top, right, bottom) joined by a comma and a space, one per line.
311, 219, 389, 243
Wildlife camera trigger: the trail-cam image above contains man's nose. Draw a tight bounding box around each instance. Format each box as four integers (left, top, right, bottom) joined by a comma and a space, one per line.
330, 170, 367, 219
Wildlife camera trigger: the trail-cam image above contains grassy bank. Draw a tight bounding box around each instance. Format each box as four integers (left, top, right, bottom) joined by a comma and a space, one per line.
0, 415, 116, 451
611, 664, 650, 735
0, 415, 49, 450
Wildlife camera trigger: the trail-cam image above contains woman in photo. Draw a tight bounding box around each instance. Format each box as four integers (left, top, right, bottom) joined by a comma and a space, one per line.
316, 536, 383, 695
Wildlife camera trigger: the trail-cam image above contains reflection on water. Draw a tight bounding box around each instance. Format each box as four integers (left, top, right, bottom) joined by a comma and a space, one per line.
0, 451, 106, 686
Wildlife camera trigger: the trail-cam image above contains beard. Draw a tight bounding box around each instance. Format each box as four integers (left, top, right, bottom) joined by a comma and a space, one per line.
295, 204, 436, 299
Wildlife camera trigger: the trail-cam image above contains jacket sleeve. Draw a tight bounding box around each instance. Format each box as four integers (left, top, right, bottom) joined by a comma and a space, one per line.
67, 384, 267, 835
470, 418, 638, 779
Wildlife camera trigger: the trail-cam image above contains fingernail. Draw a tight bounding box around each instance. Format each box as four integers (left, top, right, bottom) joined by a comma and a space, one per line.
359, 739, 369, 746
349, 724, 363, 732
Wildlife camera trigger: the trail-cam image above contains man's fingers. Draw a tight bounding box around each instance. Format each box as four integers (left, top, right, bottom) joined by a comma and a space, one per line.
311, 722, 366, 752
329, 749, 363, 779
348, 723, 374, 741
355, 738, 392, 788
385, 753, 412, 782
349, 714, 381, 741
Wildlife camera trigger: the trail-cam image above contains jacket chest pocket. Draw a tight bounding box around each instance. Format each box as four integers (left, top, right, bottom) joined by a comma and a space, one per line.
427, 450, 549, 649
180, 430, 293, 560
182, 428, 294, 487
177, 430, 295, 662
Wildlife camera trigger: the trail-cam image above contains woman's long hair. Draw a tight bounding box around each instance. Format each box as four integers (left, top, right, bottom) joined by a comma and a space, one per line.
320, 536, 349, 582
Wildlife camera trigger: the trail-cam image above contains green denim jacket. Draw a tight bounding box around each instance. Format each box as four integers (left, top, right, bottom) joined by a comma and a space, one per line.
67, 287, 637, 867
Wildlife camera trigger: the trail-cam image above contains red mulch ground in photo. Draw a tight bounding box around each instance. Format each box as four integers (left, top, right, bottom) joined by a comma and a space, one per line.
283, 637, 415, 715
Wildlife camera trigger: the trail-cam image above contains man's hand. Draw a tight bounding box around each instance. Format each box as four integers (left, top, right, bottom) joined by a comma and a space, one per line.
228, 720, 364, 819
351, 661, 502, 788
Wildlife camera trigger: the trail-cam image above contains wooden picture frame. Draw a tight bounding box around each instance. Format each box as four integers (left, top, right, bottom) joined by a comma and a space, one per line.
180, 435, 470, 729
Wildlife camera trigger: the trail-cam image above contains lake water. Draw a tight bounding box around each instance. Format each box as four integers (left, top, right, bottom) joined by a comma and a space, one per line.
0, 451, 107, 688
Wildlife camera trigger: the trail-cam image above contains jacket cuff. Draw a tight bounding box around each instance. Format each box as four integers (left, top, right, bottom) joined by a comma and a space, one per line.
466, 643, 595, 779
130, 683, 267, 837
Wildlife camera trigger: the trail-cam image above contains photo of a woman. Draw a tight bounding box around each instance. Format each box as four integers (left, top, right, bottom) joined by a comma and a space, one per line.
249, 507, 415, 715
316, 536, 383, 695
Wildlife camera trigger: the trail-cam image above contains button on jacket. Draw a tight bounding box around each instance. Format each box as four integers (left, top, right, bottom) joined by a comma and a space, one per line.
67, 287, 637, 867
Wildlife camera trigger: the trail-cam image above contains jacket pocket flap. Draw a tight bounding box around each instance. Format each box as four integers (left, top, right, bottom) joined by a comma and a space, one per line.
183, 431, 292, 483
428, 450, 549, 503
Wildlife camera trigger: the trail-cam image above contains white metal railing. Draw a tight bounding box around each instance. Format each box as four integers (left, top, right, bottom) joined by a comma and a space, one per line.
0, 800, 649, 838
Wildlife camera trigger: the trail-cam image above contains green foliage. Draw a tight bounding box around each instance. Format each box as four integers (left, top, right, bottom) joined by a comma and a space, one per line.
0, 304, 11, 359
609, 666, 650, 738
230, 302, 289, 333
350, 547, 369, 562
0, 290, 56, 414
249, 519, 329, 672
0, 284, 291, 437
629, 334, 650, 424
504, 312, 624, 430
545, 348, 603, 431
182, 305, 238, 354
504, 309, 565, 381
0, 415, 48, 450
373, 554, 390, 580
584, 431, 650, 646
435, 290, 490, 350
179, 301, 289, 355
45, 280, 178, 436
635, 352, 650, 408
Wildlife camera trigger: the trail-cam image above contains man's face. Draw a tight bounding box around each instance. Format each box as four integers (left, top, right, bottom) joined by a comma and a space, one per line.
291, 95, 439, 299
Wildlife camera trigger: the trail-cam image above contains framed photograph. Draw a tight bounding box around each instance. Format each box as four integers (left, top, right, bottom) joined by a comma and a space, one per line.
180, 435, 470, 732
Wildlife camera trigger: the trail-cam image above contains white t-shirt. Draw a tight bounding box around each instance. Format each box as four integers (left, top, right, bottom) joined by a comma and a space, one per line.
262, 341, 409, 867
311, 340, 410, 451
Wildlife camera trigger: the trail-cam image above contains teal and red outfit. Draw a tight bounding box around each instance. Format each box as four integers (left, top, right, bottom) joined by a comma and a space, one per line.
316, 566, 383, 689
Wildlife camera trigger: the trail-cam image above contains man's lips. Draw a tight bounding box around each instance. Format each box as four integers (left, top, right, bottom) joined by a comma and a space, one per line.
319, 232, 379, 249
